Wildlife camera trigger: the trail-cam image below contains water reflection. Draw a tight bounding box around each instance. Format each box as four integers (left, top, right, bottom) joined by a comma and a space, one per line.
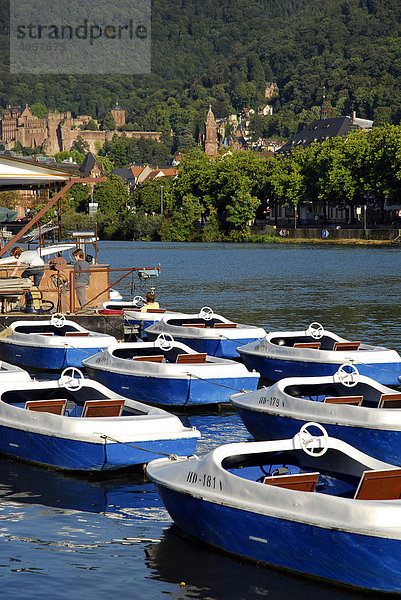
0, 456, 163, 520
146, 526, 366, 600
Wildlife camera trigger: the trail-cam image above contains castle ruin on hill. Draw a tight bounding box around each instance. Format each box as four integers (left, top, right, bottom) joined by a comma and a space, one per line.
0, 103, 161, 154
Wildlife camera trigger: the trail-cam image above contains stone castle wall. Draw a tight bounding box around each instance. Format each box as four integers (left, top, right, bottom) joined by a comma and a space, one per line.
1, 108, 162, 154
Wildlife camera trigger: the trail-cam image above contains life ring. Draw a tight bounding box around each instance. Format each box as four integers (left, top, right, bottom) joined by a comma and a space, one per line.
279, 229, 287, 237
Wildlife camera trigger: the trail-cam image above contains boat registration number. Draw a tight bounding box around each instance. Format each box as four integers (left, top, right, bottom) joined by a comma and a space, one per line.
186, 470, 223, 491
258, 395, 284, 407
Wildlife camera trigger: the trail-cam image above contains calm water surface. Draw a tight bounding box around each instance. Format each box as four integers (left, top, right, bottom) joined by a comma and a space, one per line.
2, 241, 401, 599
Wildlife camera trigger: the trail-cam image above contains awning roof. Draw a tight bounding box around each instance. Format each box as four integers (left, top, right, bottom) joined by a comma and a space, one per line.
0, 206, 18, 222
0, 154, 73, 189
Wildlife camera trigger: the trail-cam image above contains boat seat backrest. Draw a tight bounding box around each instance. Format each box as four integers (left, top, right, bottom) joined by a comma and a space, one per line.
132, 355, 164, 363
333, 341, 361, 351
324, 396, 363, 405
82, 399, 125, 418
354, 468, 401, 500
293, 342, 321, 349
378, 393, 401, 408
213, 322, 237, 328
176, 353, 207, 364
25, 399, 67, 415
182, 323, 206, 328
146, 308, 166, 313
65, 331, 90, 337
263, 471, 320, 492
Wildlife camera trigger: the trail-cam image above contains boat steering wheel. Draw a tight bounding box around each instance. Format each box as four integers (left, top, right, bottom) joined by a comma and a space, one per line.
199, 306, 214, 321
51, 313, 66, 328
335, 362, 359, 388
134, 295, 146, 306
156, 333, 174, 350
306, 322, 324, 339
59, 367, 84, 391
298, 422, 328, 457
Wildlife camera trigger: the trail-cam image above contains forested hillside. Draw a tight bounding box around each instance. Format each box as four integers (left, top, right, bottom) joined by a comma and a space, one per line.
1, 0, 401, 138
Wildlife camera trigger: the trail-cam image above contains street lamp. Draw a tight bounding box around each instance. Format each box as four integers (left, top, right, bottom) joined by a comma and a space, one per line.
160, 185, 164, 215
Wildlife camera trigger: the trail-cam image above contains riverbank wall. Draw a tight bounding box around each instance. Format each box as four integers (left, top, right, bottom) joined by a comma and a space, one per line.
254, 224, 401, 242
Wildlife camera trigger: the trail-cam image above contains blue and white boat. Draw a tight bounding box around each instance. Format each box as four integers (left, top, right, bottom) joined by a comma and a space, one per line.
238, 322, 401, 385
145, 307, 266, 358
83, 334, 260, 407
0, 314, 117, 371
147, 425, 401, 594
99, 294, 145, 314
124, 308, 185, 338
231, 364, 401, 465
0, 368, 200, 471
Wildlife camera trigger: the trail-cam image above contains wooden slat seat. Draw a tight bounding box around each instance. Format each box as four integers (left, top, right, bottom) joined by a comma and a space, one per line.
132, 355, 164, 363
82, 399, 125, 418
25, 399, 67, 415
293, 342, 321, 349
333, 341, 361, 351
38, 332, 55, 336
354, 468, 401, 500
65, 331, 90, 337
176, 353, 207, 364
263, 472, 320, 492
324, 395, 363, 405
213, 322, 237, 328
182, 323, 205, 328
147, 308, 166, 313
378, 393, 401, 409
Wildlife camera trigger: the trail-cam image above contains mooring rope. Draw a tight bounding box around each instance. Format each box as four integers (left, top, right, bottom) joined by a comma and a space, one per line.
185, 371, 250, 393
347, 357, 401, 377
97, 433, 179, 457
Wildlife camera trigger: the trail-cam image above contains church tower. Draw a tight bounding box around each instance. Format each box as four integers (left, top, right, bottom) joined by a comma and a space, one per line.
110, 101, 126, 128
204, 105, 218, 157
320, 88, 328, 120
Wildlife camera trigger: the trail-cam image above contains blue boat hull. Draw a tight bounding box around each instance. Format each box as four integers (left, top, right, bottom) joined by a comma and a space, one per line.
154, 484, 401, 593
239, 354, 401, 386
236, 407, 401, 466
0, 424, 198, 471
0, 342, 107, 371
85, 367, 258, 406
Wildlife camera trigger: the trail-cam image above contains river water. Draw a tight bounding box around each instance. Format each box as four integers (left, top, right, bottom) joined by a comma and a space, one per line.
2, 241, 401, 600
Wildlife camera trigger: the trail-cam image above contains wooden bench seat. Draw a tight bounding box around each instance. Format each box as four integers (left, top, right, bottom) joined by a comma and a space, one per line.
293, 342, 321, 349
354, 468, 401, 500
176, 353, 207, 364
324, 395, 363, 405
65, 331, 90, 337
263, 471, 320, 492
333, 341, 361, 351
146, 308, 166, 313
213, 322, 237, 328
25, 399, 67, 415
378, 393, 401, 409
82, 399, 125, 418
38, 332, 55, 336
132, 355, 164, 363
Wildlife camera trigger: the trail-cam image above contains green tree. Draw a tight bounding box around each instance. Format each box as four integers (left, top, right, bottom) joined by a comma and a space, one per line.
93, 174, 129, 218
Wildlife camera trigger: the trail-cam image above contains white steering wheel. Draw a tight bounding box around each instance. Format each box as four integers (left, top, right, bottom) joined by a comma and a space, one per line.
298, 422, 328, 457
156, 333, 174, 350
59, 367, 84, 391
51, 313, 66, 328
335, 362, 359, 388
199, 306, 214, 321
306, 322, 324, 339
134, 295, 145, 305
